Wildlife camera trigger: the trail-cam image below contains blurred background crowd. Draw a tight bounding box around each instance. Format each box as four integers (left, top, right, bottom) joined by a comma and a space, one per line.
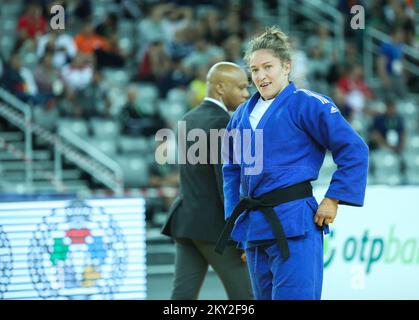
0, 0, 418, 227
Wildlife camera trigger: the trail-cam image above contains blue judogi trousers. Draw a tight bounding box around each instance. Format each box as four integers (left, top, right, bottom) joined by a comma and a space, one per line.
245, 228, 323, 300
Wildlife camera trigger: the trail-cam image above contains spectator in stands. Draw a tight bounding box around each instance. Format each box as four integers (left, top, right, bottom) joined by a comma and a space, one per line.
182, 38, 225, 81
61, 53, 93, 91
307, 25, 335, 63
83, 70, 112, 118
187, 64, 208, 109
377, 27, 407, 100
331, 85, 352, 122
369, 98, 406, 177
34, 52, 64, 107
119, 85, 167, 137
74, 21, 125, 69
223, 35, 246, 69
369, 98, 406, 155
61, 53, 94, 117
74, 21, 111, 55
366, 0, 386, 31
71, 0, 92, 22
337, 63, 374, 121
137, 3, 171, 45
95, 13, 119, 39
161, 4, 193, 45
289, 37, 309, 88
36, 27, 78, 69
137, 40, 172, 83
15, 3, 47, 50
167, 26, 196, 61
223, 11, 244, 39
1, 52, 44, 105
199, 8, 226, 46
307, 44, 330, 93
156, 57, 192, 98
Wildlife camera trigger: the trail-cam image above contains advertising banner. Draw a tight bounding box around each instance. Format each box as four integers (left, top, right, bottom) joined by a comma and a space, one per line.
317, 186, 419, 299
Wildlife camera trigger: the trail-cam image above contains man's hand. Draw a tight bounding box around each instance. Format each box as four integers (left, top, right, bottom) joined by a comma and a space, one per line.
314, 197, 338, 227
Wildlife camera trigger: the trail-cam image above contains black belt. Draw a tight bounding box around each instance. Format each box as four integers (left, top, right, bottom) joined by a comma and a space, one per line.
215, 181, 313, 260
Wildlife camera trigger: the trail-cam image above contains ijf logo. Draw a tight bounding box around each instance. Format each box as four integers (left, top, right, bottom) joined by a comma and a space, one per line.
28, 200, 128, 299
0, 225, 13, 299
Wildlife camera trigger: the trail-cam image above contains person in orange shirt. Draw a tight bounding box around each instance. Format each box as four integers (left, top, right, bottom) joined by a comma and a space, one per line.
74, 22, 110, 55
74, 21, 125, 69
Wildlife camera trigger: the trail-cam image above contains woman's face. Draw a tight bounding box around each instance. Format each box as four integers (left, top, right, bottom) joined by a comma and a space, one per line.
249, 49, 291, 100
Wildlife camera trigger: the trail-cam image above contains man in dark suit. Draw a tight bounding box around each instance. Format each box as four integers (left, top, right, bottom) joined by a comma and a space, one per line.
162, 62, 252, 300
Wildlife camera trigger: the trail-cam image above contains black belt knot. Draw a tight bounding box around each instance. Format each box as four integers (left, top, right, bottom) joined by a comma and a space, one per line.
241, 197, 266, 210
214, 181, 313, 261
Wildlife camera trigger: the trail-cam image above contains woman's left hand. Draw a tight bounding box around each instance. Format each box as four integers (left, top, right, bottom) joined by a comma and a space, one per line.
314, 197, 338, 227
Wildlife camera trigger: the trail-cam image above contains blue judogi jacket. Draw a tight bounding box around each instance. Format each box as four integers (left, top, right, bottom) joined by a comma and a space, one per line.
222, 82, 369, 244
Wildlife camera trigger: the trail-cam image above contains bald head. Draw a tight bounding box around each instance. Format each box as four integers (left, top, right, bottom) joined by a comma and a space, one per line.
206, 62, 249, 111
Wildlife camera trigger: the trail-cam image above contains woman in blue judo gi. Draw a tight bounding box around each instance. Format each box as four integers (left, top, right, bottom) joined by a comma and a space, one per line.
215, 26, 369, 300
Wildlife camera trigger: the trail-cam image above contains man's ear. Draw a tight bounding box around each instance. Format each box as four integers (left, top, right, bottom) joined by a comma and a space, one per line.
216, 82, 225, 96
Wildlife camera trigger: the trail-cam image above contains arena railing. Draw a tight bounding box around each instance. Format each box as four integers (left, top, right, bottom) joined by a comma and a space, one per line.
0, 88, 33, 192
58, 127, 124, 195
363, 27, 419, 86
0, 89, 124, 195
279, 0, 345, 62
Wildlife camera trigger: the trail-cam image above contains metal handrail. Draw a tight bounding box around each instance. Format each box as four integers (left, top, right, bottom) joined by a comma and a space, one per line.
0, 92, 124, 195
305, 1, 345, 60
0, 88, 33, 191
281, 0, 345, 61
364, 27, 419, 83
58, 127, 124, 185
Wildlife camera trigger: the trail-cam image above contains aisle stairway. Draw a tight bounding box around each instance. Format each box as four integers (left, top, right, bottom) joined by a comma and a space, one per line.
0, 124, 89, 194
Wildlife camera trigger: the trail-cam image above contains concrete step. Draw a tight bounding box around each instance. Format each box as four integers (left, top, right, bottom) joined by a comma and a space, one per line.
2, 169, 83, 181
29, 180, 90, 192
0, 149, 51, 161
0, 160, 55, 171
0, 141, 25, 150
0, 131, 24, 141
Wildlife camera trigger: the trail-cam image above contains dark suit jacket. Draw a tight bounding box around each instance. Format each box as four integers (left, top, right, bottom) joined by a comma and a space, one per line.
162, 99, 230, 242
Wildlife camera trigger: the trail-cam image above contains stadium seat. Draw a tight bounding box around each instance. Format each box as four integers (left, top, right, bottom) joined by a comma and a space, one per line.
371, 150, 403, 184
58, 119, 89, 137
116, 156, 149, 187
87, 138, 117, 156
167, 88, 188, 105
158, 100, 187, 127
137, 83, 159, 104
406, 134, 419, 153
90, 118, 120, 138
118, 135, 150, 154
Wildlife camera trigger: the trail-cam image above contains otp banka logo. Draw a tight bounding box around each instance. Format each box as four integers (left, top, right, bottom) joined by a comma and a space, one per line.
324, 226, 419, 274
